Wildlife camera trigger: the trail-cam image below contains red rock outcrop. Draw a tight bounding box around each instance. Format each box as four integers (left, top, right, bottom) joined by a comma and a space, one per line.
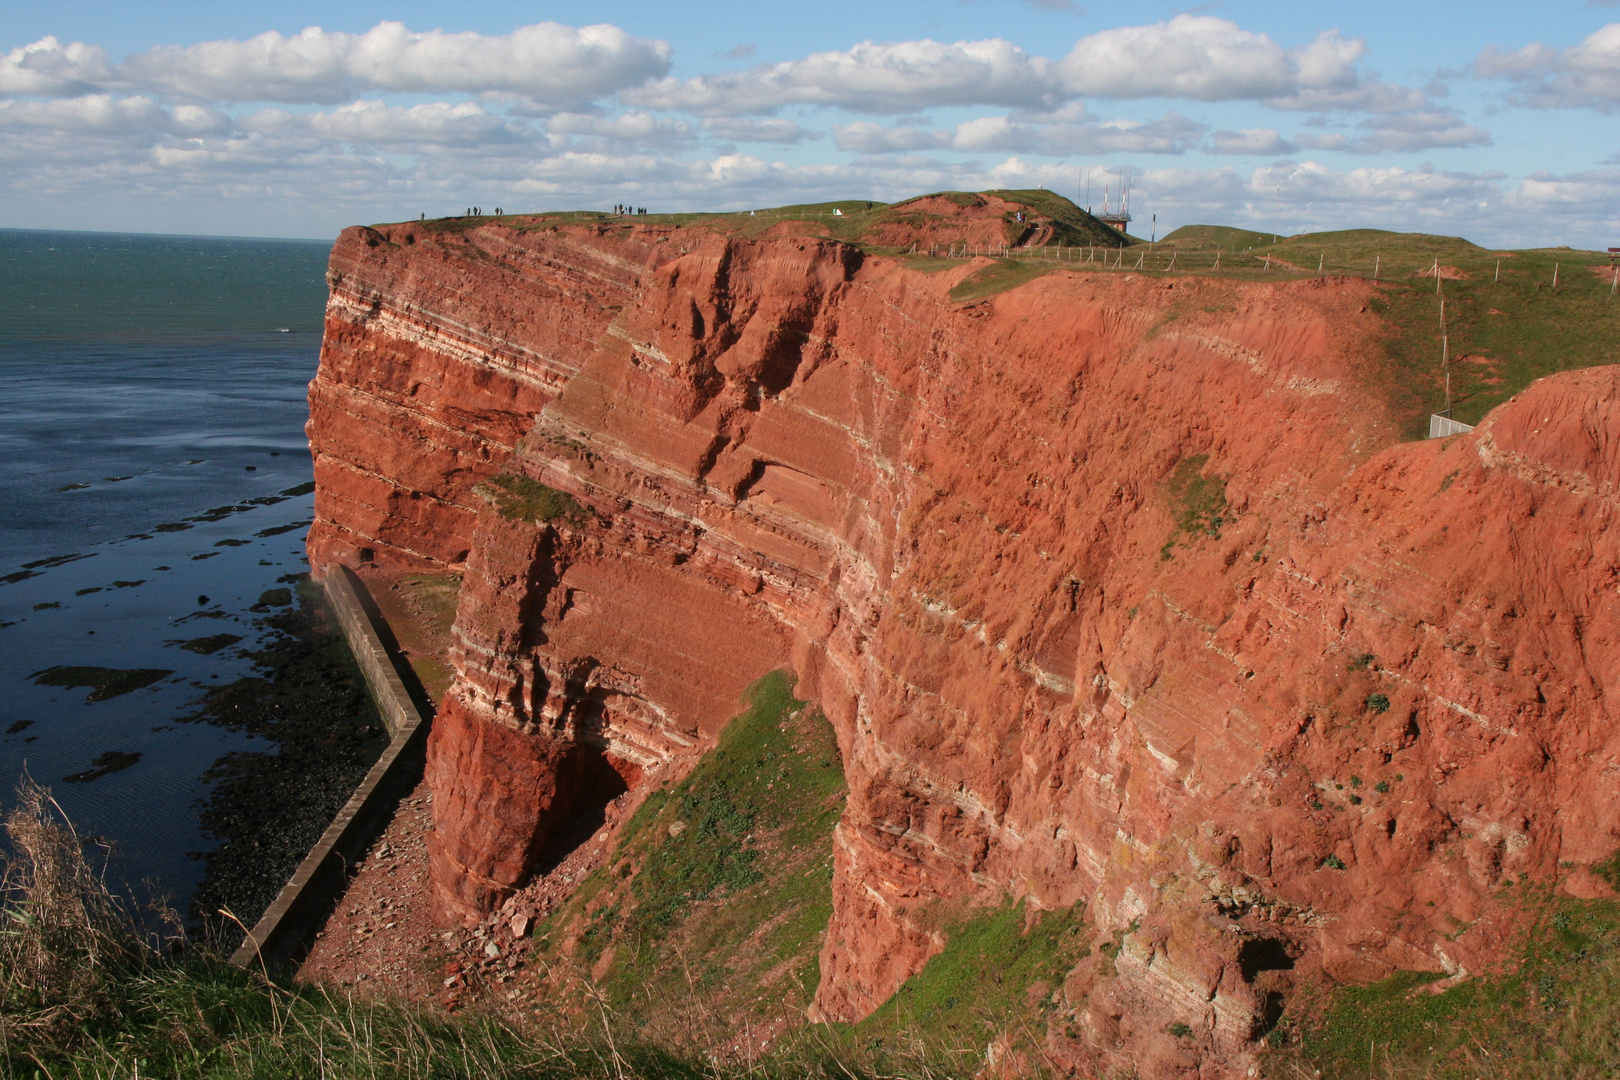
307, 220, 656, 569
865, 192, 1120, 251
307, 210, 1620, 1078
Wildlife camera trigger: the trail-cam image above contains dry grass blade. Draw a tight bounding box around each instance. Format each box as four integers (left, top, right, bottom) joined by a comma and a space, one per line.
0, 779, 153, 1055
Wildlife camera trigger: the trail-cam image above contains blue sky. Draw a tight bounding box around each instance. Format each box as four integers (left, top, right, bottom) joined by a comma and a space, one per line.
3, 1, 1618, 244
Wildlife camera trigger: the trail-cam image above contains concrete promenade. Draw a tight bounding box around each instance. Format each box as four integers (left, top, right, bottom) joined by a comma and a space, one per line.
229, 566, 433, 968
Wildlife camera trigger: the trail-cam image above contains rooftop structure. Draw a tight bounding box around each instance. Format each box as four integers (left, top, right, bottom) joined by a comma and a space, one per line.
1090, 169, 1134, 234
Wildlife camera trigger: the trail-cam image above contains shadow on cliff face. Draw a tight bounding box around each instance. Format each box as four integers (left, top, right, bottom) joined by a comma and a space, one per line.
1239, 937, 1297, 1043
1239, 937, 1296, 982
529, 749, 629, 879
422, 689, 649, 923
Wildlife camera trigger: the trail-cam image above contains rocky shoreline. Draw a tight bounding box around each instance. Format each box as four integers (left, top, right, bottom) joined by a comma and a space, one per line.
186, 577, 389, 950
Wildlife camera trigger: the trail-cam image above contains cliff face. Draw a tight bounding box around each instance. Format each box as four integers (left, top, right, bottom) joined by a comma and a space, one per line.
308, 213, 1620, 1077
307, 222, 654, 569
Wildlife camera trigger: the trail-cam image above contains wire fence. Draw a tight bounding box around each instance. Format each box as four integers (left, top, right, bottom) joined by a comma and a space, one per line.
724, 216, 1619, 290
914, 241, 1609, 441
904, 242, 1536, 282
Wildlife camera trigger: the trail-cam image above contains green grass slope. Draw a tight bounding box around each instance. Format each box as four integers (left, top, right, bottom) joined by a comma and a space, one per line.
6, 670, 1620, 1077
526, 671, 845, 1045
834, 899, 1089, 1071
1267, 890, 1620, 1079
1160, 224, 1284, 250
976, 188, 1139, 246
516, 669, 1097, 1074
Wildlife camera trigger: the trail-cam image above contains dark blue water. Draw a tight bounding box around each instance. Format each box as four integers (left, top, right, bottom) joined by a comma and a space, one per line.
0, 228, 334, 911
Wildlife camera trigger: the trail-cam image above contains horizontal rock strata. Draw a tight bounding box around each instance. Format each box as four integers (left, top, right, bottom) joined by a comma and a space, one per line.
307, 214, 1620, 1078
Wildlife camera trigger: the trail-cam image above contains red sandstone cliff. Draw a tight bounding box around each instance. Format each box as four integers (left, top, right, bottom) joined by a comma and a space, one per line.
308, 210, 1620, 1078
307, 220, 656, 569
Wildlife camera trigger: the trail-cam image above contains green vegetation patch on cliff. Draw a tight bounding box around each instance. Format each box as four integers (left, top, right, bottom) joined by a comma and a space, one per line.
530, 670, 845, 1043
840, 897, 1089, 1068
948, 257, 1058, 303
477, 472, 589, 525
1159, 453, 1227, 560
1266, 891, 1620, 1079
527, 670, 1085, 1071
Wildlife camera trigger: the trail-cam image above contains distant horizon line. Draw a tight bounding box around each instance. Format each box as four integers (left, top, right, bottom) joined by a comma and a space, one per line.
0, 215, 1599, 257
0, 225, 332, 245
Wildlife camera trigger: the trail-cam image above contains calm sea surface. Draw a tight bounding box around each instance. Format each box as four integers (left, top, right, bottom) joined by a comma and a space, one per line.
0, 228, 333, 912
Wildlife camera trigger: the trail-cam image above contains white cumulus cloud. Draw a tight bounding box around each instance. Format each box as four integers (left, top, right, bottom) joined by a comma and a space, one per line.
1476, 23, 1620, 110
73, 21, 670, 105
0, 36, 112, 97
0, 94, 167, 133
836, 110, 1206, 155
547, 110, 697, 149
616, 17, 1424, 120
1248, 159, 1504, 208
344, 22, 670, 102
118, 27, 352, 104
0, 93, 230, 137
1057, 16, 1364, 102
1295, 109, 1490, 154
242, 100, 527, 148
1208, 128, 1297, 155
833, 121, 951, 153
1349, 110, 1492, 152
702, 117, 814, 144
622, 38, 1058, 115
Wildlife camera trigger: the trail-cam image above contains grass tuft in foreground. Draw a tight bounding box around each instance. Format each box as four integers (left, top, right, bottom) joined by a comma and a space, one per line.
0, 781, 166, 1060
0, 771, 955, 1079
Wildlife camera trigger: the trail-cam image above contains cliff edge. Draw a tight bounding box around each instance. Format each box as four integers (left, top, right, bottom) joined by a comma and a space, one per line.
306, 199, 1620, 1078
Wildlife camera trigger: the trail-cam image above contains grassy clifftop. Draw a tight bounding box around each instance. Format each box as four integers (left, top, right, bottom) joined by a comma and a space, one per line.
414, 188, 1135, 252
415, 192, 1620, 441
944, 220, 1620, 437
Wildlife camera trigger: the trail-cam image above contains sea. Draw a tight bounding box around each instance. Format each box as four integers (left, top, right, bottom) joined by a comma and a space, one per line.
0, 227, 339, 918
